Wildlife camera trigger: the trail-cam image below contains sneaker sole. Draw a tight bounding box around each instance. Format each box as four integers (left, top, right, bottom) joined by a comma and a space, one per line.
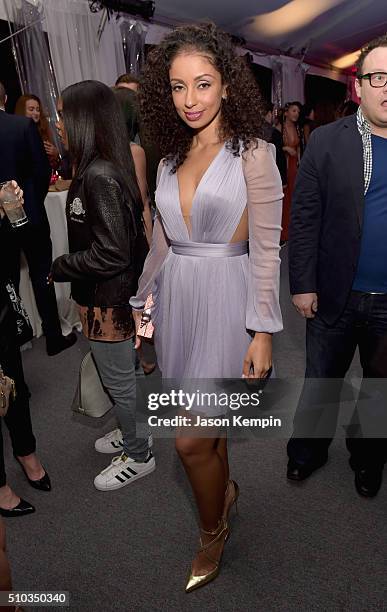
95, 434, 153, 454
94, 443, 124, 454
94, 459, 156, 491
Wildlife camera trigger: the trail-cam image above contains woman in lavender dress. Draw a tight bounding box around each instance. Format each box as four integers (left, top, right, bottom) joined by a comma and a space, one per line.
131, 23, 283, 592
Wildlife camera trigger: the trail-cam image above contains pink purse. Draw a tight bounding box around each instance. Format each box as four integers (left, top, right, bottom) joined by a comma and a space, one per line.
137, 294, 154, 339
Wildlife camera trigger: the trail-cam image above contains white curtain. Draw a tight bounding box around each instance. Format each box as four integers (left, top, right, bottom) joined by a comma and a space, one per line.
44, 0, 126, 91
276, 55, 308, 105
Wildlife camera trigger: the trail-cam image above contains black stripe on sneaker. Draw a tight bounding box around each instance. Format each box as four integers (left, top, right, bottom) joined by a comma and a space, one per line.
121, 470, 133, 479
115, 475, 126, 483
124, 466, 137, 476
145, 453, 153, 463
112, 441, 122, 448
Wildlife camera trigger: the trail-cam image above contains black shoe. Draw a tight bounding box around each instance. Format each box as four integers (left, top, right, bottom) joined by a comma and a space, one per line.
287, 457, 328, 482
0, 499, 35, 517
16, 458, 51, 492
46, 332, 77, 356
354, 467, 383, 498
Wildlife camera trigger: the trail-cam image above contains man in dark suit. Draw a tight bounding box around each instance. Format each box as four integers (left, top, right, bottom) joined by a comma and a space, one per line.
0, 81, 76, 355
287, 34, 387, 497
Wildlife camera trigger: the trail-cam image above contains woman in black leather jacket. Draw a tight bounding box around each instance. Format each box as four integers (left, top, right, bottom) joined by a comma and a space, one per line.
51, 81, 154, 491
0, 183, 51, 517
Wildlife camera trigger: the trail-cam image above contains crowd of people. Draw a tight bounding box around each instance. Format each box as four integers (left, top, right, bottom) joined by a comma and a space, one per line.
0, 20, 386, 604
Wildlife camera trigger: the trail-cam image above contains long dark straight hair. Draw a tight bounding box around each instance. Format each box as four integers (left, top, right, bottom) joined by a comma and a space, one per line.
61, 80, 143, 213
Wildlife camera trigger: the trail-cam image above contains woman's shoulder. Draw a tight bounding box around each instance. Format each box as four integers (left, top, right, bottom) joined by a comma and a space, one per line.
241, 138, 276, 162
83, 159, 124, 189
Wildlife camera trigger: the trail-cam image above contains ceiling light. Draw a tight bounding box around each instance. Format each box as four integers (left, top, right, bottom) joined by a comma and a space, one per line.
247, 0, 344, 37
332, 49, 361, 69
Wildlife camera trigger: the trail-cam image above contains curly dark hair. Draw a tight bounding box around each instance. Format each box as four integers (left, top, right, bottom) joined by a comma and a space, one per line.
139, 22, 264, 171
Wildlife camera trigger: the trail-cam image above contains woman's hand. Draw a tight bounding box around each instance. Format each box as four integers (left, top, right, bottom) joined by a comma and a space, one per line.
242, 333, 272, 379
44, 140, 59, 159
283, 146, 298, 157
132, 309, 143, 350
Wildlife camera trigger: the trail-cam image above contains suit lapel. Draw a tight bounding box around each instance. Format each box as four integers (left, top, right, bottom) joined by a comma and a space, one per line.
343, 117, 365, 229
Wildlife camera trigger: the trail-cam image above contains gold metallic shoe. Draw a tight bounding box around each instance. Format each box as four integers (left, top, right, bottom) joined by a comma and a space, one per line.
222, 480, 239, 522
185, 519, 229, 593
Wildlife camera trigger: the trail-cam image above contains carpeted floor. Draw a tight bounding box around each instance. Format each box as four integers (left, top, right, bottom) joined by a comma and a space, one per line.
3, 247, 387, 612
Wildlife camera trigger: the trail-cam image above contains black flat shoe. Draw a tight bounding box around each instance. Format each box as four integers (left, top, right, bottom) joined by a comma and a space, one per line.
16, 459, 51, 492
354, 468, 383, 498
0, 499, 35, 517
46, 332, 77, 356
287, 457, 328, 482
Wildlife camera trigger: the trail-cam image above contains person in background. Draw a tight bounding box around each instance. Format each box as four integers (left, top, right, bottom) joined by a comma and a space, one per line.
15, 94, 59, 170
114, 87, 153, 244
115, 74, 162, 208
115, 73, 140, 92
287, 33, 387, 498
113, 87, 156, 377
51, 80, 153, 491
0, 81, 76, 356
302, 105, 316, 144
262, 102, 287, 186
278, 101, 304, 244
0, 182, 51, 517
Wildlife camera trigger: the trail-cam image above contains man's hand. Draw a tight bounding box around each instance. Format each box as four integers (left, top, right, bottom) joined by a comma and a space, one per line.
292, 293, 318, 318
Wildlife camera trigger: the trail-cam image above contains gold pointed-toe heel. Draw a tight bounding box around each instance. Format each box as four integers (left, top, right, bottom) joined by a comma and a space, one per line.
222, 479, 239, 522
185, 519, 229, 593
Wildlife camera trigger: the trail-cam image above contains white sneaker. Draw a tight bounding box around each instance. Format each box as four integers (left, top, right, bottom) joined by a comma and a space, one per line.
94, 451, 156, 491
95, 429, 153, 454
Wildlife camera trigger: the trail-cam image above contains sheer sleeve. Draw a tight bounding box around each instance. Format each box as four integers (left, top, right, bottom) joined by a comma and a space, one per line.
129, 162, 170, 310
243, 140, 283, 333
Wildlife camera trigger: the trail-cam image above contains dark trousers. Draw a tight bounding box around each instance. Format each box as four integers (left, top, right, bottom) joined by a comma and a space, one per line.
4, 222, 62, 340
288, 291, 387, 470
0, 342, 36, 488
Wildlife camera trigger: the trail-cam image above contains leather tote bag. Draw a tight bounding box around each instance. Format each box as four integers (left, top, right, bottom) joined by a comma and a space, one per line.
72, 350, 113, 417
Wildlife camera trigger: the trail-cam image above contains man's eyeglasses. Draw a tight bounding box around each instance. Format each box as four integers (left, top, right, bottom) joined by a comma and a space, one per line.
358, 72, 387, 88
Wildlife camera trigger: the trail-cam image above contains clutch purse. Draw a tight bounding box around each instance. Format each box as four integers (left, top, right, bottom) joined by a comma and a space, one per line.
72, 351, 113, 418
137, 294, 154, 339
0, 366, 16, 417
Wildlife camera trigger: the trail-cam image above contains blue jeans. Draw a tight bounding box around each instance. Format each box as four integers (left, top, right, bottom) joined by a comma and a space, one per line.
89, 338, 148, 461
288, 291, 387, 469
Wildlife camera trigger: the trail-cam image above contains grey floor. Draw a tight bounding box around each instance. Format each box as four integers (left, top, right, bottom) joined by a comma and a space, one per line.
3, 248, 387, 612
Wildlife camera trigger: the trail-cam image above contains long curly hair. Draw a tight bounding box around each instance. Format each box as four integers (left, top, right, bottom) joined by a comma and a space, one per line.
15, 94, 51, 143
139, 22, 264, 171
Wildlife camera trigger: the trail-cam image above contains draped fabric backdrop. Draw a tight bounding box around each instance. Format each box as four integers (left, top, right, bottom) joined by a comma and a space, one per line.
4, 0, 61, 149
272, 55, 309, 107
120, 18, 147, 76
44, 0, 126, 90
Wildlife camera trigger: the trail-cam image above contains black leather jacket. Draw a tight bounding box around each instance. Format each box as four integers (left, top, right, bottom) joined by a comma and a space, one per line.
51, 158, 148, 307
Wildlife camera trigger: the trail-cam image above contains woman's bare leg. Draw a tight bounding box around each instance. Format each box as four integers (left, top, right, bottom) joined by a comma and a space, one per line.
215, 437, 229, 486
175, 433, 229, 576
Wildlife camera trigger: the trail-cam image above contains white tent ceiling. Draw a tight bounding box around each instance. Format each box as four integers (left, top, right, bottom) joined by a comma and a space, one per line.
151, 0, 387, 70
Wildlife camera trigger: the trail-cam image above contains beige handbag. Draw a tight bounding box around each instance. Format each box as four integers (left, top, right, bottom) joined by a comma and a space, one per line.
0, 366, 16, 418
72, 351, 113, 418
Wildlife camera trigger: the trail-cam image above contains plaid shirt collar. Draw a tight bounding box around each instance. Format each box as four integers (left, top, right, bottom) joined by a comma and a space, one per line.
356, 107, 372, 195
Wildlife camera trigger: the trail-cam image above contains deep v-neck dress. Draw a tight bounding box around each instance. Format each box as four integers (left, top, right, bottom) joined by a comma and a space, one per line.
131, 140, 284, 379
